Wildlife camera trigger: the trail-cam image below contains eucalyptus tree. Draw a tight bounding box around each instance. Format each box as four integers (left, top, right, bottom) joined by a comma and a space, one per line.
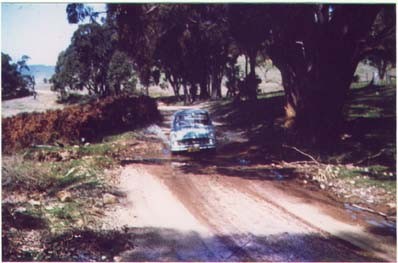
262, 4, 393, 140
64, 3, 395, 140
2, 53, 35, 100
52, 21, 137, 97
228, 4, 272, 100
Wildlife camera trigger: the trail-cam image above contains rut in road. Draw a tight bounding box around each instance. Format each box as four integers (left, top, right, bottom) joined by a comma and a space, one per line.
153, 164, 382, 261
102, 163, 380, 261
103, 165, 238, 261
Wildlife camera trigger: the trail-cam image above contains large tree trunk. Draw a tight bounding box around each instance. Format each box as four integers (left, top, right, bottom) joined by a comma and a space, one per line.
273, 39, 361, 143
277, 57, 355, 142
269, 5, 381, 143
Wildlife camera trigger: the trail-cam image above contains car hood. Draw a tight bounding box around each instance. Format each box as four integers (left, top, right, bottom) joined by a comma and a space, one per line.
173, 126, 214, 141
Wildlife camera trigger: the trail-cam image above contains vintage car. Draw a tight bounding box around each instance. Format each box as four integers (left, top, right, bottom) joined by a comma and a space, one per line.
170, 109, 216, 153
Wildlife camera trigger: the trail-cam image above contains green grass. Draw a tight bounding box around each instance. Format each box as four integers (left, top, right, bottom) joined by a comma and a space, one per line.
102, 131, 138, 142
345, 84, 395, 120
340, 84, 396, 168
337, 165, 396, 193
75, 143, 113, 156
46, 202, 82, 222
2, 129, 138, 240
257, 90, 284, 99
56, 93, 94, 105
334, 83, 396, 192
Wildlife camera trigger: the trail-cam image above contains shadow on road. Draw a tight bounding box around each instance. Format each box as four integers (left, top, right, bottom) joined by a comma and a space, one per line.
11, 227, 384, 262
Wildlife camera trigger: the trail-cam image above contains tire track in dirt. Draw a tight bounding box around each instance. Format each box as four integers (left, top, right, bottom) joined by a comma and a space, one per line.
150, 163, 387, 261
150, 165, 253, 261
151, 164, 336, 261
104, 164, 239, 261
245, 179, 396, 261
217, 176, 327, 234
198, 170, 393, 261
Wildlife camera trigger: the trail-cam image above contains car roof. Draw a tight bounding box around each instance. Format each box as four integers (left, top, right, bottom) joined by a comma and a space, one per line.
173, 109, 209, 117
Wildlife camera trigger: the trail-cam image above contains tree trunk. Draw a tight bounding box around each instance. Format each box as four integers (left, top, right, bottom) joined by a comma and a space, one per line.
268, 5, 381, 143
211, 71, 222, 100
183, 82, 190, 105
378, 59, 387, 81
272, 40, 361, 143
199, 80, 209, 100
248, 48, 258, 100
190, 83, 198, 102
166, 74, 181, 99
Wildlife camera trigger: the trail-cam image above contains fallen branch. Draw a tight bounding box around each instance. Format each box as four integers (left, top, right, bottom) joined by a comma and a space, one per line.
282, 144, 320, 164
351, 203, 388, 218
355, 149, 385, 165
279, 160, 318, 166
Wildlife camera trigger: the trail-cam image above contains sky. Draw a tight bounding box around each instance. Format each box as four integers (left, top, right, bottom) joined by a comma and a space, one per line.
1, 3, 105, 66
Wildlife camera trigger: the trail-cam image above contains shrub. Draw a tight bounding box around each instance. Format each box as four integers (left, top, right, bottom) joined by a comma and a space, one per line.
2, 95, 160, 153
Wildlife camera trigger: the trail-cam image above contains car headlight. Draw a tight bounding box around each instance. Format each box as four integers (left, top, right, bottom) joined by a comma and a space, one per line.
209, 131, 216, 140
171, 133, 182, 147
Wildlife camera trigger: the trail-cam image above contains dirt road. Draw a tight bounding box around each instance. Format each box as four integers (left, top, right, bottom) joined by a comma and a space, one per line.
2, 84, 65, 118
103, 102, 396, 261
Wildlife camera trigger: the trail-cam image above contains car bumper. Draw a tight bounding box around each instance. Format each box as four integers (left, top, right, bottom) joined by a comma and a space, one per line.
170, 143, 216, 152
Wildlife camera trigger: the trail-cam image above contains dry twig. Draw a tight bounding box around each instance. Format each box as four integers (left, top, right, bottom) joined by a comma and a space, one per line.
282, 144, 320, 164
351, 203, 388, 218
355, 149, 385, 165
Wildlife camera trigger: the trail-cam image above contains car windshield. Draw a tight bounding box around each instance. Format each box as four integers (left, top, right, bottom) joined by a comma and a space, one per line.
175, 113, 211, 128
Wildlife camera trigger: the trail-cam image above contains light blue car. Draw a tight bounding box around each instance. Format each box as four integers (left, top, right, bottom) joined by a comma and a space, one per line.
170, 109, 216, 153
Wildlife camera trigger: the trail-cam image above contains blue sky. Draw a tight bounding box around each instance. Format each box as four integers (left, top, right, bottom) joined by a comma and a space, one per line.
1, 3, 105, 65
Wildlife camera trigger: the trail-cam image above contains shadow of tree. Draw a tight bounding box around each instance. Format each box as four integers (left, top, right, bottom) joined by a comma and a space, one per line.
26, 227, 385, 262
204, 84, 396, 170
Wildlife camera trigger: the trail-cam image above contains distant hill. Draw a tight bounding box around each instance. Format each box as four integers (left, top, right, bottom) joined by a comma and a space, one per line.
21, 65, 55, 84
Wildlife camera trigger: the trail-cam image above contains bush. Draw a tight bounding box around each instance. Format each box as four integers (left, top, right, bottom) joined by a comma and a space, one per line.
2, 95, 160, 153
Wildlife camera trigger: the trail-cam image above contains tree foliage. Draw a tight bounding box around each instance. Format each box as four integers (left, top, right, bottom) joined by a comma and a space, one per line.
2, 53, 35, 100
106, 4, 232, 103
107, 50, 137, 95
51, 22, 136, 97
63, 3, 395, 137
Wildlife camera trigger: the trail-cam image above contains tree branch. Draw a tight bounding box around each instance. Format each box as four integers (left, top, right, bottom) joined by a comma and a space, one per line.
282, 144, 320, 164
355, 149, 385, 165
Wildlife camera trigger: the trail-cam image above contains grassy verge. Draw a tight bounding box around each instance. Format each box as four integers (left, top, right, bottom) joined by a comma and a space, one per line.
2, 128, 158, 261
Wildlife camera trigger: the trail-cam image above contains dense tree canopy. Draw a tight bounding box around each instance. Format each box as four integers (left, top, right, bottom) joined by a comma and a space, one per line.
51, 22, 136, 97
62, 3, 395, 138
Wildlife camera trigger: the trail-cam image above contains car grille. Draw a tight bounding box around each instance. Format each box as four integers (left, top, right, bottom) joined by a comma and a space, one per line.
181, 138, 209, 145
